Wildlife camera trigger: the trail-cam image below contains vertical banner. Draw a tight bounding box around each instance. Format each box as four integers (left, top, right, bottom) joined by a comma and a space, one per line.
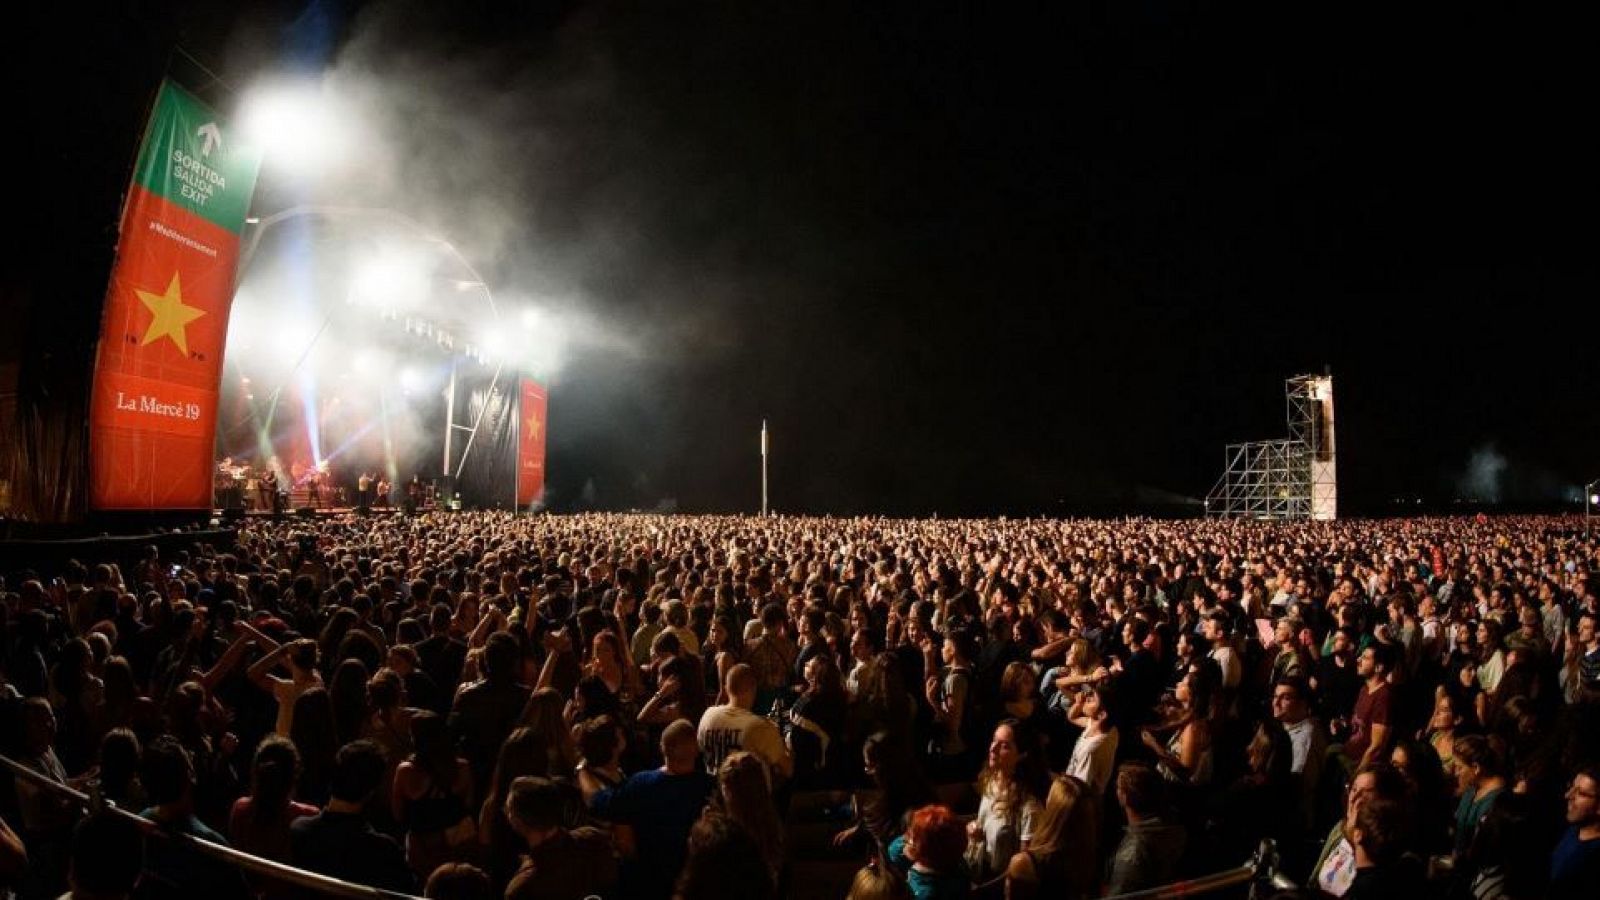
456, 374, 518, 510
89, 80, 260, 510
516, 377, 548, 507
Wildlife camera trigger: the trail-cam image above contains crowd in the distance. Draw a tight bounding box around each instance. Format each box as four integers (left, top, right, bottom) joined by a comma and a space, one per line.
1, 512, 1599, 900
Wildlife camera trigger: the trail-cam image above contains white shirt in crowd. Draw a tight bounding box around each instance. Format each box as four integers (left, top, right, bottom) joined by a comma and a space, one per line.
1209, 644, 1242, 690
1282, 716, 1321, 774
697, 703, 790, 775
971, 779, 1041, 880
1064, 726, 1119, 798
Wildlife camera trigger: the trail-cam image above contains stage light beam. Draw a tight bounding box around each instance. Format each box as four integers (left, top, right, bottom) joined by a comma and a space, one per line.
238, 81, 355, 178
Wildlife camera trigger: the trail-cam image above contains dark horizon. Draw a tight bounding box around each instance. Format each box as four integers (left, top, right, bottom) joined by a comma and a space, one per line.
5, 1, 1594, 521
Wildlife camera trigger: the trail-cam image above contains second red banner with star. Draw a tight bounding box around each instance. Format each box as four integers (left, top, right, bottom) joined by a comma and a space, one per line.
516, 377, 548, 508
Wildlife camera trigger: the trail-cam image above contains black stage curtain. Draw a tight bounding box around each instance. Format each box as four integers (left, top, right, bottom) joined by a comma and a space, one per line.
455, 370, 518, 510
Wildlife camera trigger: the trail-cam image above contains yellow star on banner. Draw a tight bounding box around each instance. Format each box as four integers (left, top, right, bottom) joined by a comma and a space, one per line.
135, 272, 205, 355
525, 414, 543, 442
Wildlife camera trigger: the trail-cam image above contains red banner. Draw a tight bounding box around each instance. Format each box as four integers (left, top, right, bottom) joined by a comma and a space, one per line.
516, 378, 548, 507
89, 81, 259, 510
90, 186, 240, 508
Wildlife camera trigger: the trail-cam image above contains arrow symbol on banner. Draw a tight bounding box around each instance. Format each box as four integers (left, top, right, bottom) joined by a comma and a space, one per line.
197, 122, 223, 157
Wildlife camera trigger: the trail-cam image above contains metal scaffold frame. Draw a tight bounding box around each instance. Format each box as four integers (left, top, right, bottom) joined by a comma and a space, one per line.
1207, 439, 1310, 520
1206, 373, 1337, 521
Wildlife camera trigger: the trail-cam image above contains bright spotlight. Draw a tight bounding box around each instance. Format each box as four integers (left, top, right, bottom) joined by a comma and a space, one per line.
351, 349, 380, 380
276, 320, 320, 366
477, 328, 507, 361
238, 80, 353, 177
398, 367, 425, 394
350, 251, 426, 310
519, 308, 542, 331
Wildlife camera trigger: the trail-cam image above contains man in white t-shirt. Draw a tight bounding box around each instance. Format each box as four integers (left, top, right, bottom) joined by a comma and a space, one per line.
1271, 676, 1325, 830
1064, 685, 1120, 798
1204, 611, 1242, 690
697, 663, 792, 779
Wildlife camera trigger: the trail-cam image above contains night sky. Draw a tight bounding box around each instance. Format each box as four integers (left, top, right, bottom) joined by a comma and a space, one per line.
8, 1, 1595, 517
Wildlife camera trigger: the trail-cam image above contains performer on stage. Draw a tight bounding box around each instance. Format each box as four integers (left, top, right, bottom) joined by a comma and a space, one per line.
214, 457, 246, 509
357, 471, 372, 507
263, 468, 281, 513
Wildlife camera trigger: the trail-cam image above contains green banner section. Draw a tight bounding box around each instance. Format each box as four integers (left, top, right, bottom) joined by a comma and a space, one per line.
131, 80, 261, 233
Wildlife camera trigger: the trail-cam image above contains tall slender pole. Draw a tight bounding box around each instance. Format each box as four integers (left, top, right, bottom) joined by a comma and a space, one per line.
761, 420, 769, 517
442, 359, 457, 481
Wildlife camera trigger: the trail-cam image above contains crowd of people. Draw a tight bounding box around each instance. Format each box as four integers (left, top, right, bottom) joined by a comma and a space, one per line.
1, 512, 1599, 900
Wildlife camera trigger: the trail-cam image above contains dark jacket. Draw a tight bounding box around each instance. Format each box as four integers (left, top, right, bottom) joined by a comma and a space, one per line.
1105, 816, 1187, 896
137, 810, 252, 900
504, 826, 618, 900
448, 678, 531, 784
289, 810, 415, 894
415, 634, 467, 708
1342, 855, 1426, 899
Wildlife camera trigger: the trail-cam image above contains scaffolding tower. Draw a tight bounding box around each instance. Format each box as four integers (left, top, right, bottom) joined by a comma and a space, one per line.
1205, 373, 1337, 520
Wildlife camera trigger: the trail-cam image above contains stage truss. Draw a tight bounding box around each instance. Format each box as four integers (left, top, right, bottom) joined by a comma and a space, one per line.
1205, 373, 1337, 520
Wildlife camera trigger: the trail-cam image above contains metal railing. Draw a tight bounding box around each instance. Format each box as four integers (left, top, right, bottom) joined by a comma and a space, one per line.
8, 747, 1298, 900
1102, 839, 1297, 900
1, 753, 423, 900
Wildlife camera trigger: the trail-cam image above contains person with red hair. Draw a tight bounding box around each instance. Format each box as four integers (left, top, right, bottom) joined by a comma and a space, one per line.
886, 804, 970, 899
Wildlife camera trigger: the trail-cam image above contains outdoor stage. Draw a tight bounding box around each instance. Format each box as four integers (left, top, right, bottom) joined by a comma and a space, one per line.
0, 82, 556, 527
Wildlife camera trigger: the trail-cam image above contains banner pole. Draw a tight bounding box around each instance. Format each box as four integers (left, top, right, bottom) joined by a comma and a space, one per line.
761, 419, 769, 517
442, 358, 457, 481
513, 370, 521, 513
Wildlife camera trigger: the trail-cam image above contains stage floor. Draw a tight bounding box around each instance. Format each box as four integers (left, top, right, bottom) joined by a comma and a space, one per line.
223, 505, 438, 518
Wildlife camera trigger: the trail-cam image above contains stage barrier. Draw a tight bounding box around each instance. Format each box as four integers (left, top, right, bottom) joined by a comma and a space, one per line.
6, 748, 1294, 900
1, 753, 422, 900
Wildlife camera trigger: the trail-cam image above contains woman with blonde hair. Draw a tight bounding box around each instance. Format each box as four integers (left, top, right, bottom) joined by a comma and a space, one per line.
847, 860, 909, 900
716, 752, 786, 882
999, 662, 1039, 722
1050, 638, 1107, 695
1001, 774, 1098, 900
